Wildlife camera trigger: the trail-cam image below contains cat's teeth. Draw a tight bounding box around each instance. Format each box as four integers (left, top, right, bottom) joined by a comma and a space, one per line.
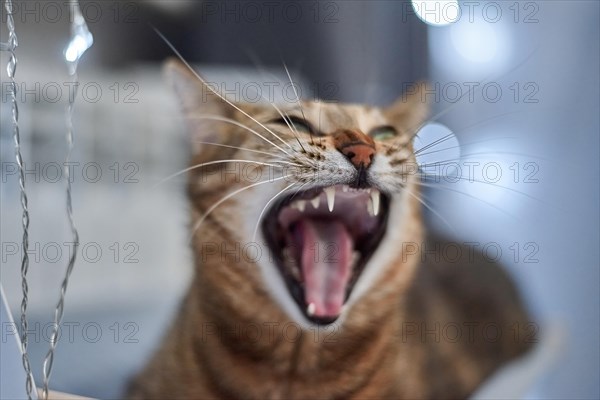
291, 200, 306, 212
370, 189, 380, 216
297, 200, 306, 212
310, 197, 320, 209
324, 187, 335, 212
307, 303, 316, 316
342, 185, 349, 193
367, 199, 375, 217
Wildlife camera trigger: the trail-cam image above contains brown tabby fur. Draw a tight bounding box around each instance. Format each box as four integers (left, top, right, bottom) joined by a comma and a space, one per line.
127, 60, 534, 399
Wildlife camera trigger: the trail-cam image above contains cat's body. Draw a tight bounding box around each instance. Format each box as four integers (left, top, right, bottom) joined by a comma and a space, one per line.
127, 60, 533, 399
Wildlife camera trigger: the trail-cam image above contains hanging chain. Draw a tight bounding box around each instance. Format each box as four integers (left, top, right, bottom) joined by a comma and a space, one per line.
2, 0, 34, 398
40, 75, 80, 400
41, 1, 92, 398
1, 1, 92, 398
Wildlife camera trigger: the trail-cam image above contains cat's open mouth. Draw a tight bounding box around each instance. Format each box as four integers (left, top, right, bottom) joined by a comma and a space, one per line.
262, 184, 390, 324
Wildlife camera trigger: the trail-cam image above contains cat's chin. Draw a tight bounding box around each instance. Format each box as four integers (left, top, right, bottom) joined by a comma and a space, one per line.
262, 184, 390, 325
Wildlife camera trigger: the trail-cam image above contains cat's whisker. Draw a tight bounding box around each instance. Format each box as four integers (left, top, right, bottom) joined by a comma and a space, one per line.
252, 172, 316, 241
413, 145, 461, 159
268, 105, 310, 155
402, 186, 457, 235
409, 112, 531, 159
189, 114, 294, 157
282, 63, 315, 146
189, 176, 289, 243
458, 151, 551, 162
417, 149, 549, 168
411, 180, 519, 221
193, 141, 291, 161
279, 110, 302, 139
251, 182, 298, 242
451, 110, 530, 137
414, 133, 457, 155
413, 160, 553, 210
378, 164, 547, 214
155, 159, 289, 188
412, 140, 530, 160
394, 50, 539, 154
276, 110, 321, 166
417, 159, 462, 170
241, 53, 311, 154
409, 113, 540, 160
152, 27, 295, 152
317, 101, 325, 147
413, 150, 550, 174
285, 177, 317, 203
425, 174, 549, 206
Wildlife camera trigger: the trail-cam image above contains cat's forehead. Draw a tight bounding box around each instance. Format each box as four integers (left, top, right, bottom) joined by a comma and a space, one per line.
286, 101, 388, 133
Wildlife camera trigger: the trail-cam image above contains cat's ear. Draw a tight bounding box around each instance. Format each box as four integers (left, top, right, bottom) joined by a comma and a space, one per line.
164, 58, 230, 147
384, 82, 430, 134
387, 83, 461, 176
164, 58, 227, 116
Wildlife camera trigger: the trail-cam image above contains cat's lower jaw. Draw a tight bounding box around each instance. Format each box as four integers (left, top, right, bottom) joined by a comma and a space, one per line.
128, 200, 533, 399
127, 210, 427, 399
127, 269, 425, 399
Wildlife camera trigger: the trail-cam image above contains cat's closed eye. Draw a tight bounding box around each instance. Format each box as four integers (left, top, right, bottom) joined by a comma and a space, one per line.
369, 125, 398, 141
271, 116, 318, 135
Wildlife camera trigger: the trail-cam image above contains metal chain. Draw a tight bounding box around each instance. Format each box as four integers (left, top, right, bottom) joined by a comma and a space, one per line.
1, 2, 91, 397
41, 77, 80, 400
41, 1, 91, 398
2, 0, 35, 398
2, 1, 35, 398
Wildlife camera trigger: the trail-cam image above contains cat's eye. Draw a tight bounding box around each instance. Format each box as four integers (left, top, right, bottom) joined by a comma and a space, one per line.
369, 126, 397, 141
272, 117, 314, 134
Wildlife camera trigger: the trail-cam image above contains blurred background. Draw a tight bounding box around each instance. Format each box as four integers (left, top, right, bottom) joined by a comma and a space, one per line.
1, 1, 598, 398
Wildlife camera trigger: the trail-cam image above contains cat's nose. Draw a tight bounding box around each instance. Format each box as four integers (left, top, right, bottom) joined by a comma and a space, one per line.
340, 144, 375, 169
333, 129, 376, 170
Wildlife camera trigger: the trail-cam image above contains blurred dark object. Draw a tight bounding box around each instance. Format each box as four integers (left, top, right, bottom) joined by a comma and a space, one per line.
89, 0, 427, 104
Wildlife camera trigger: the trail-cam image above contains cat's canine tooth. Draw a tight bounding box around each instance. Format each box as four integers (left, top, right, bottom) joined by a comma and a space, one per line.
370, 189, 380, 216
307, 303, 316, 316
297, 200, 306, 212
324, 187, 335, 212
310, 197, 320, 209
367, 199, 375, 217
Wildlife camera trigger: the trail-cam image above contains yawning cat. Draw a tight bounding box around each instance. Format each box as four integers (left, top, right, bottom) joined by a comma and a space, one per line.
127, 59, 534, 399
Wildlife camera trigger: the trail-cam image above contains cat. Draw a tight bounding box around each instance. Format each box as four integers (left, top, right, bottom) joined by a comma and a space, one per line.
126, 59, 534, 399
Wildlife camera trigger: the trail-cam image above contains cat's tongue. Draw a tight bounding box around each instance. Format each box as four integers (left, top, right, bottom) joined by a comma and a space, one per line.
291, 219, 353, 319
